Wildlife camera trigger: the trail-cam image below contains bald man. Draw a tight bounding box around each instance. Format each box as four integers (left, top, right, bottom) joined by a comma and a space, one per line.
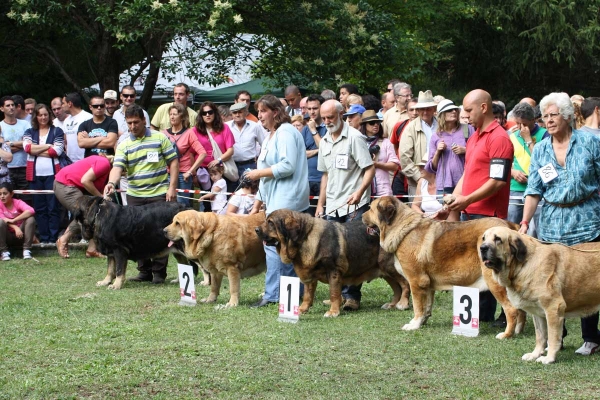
520, 97, 536, 107
447, 89, 514, 324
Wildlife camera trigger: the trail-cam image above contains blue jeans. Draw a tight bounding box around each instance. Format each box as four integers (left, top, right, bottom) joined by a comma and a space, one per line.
262, 244, 302, 302
169, 173, 193, 207
30, 175, 61, 242
326, 203, 370, 301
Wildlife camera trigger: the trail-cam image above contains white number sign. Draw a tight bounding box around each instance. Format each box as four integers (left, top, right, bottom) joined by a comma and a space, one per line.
452, 286, 479, 337
278, 276, 300, 323
177, 263, 197, 306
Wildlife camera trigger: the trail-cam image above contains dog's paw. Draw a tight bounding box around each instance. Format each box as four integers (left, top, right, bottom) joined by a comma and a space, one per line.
96, 280, 111, 287
395, 302, 410, 311
298, 306, 309, 315
323, 310, 340, 318
107, 283, 122, 290
535, 355, 555, 365
381, 302, 394, 310
495, 332, 511, 340
402, 320, 422, 331
522, 352, 542, 361
200, 297, 216, 303
199, 281, 210, 287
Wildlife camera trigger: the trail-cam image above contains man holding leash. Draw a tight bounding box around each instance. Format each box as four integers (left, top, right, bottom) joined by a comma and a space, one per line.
104, 104, 179, 284
447, 89, 514, 324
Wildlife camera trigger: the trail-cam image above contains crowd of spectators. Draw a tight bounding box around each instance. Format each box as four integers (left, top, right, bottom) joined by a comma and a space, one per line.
2, 82, 600, 355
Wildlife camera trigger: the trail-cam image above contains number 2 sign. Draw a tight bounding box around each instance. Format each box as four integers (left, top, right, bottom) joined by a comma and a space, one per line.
452, 286, 479, 337
177, 263, 197, 306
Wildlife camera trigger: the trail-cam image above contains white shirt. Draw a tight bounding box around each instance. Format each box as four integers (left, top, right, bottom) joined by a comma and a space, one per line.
227, 119, 265, 162
113, 106, 150, 136
53, 118, 65, 131
421, 118, 438, 156
63, 110, 92, 162
35, 134, 54, 176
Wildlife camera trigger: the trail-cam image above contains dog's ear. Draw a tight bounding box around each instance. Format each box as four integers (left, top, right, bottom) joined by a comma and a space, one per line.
275, 213, 302, 260
377, 198, 397, 226
188, 214, 204, 242
509, 234, 528, 263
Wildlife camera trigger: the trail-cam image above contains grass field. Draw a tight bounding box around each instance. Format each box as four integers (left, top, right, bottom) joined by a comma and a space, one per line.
1, 252, 599, 399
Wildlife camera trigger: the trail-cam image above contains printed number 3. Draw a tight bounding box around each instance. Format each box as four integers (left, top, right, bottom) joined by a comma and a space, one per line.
460, 295, 472, 324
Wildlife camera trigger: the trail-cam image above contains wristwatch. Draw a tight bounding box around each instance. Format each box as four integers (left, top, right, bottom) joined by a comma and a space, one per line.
311, 131, 318, 136
525, 141, 533, 146
218, 158, 223, 165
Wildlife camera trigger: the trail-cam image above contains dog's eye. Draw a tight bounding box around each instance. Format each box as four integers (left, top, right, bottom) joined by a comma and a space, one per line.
175, 221, 179, 226
494, 236, 502, 244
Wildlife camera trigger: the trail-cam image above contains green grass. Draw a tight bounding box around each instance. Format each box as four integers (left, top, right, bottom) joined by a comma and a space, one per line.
1, 253, 599, 399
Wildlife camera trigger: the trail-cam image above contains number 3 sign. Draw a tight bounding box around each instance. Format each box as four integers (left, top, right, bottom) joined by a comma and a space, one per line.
452, 286, 479, 337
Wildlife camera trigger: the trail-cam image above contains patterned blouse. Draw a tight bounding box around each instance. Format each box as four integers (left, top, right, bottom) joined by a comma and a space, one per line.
524, 129, 600, 245
0, 142, 11, 184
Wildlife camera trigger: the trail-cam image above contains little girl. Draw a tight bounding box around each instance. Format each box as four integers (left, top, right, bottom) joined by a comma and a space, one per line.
226, 170, 259, 216
0, 182, 36, 260
199, 164, 228, 214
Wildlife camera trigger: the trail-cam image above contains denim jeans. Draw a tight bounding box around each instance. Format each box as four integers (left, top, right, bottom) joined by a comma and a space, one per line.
169, 173, 193, 207
30, 175, 61, 242
262, 244, 302, 302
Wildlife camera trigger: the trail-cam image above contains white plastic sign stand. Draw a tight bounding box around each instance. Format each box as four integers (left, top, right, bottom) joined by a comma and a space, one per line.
278, 276, 300, 323
452, 286, 479, 337
177, 263, 197, 306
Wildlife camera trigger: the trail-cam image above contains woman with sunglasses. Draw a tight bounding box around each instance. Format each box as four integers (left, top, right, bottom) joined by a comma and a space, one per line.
193, 101, 235, 211
23, 104, 65, 244
359, 110, 399, 196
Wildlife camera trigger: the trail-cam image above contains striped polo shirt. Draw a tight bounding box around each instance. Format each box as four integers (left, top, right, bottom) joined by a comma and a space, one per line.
114, 129, 177, 197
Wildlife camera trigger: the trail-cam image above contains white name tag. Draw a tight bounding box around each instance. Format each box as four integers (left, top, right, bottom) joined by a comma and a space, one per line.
147, 151, 159, 162
335, 154, 349, 170
538, 163, 558, 183
490, 164, 505, 179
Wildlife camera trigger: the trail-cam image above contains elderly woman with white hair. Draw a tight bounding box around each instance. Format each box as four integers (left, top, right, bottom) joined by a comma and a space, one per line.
520, 92, 600, 356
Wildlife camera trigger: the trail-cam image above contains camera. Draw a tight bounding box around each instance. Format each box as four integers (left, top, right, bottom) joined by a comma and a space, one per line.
369, 145, 380, 156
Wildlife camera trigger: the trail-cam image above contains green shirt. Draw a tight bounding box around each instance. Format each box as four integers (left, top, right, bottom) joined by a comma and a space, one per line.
114, 129, 177, 197
510, 126, 547, 192
151, 102, 198, 131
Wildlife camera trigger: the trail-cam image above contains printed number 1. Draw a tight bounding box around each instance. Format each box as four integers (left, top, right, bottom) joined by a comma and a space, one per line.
286, 283, 291, 312
460, 295, 472, 324
182, 272, 191, 297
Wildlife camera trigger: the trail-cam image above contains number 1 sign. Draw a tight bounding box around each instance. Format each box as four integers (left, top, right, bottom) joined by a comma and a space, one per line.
279, 276, 300, 323
177, 263, 197, 306
452, 286, 479, 337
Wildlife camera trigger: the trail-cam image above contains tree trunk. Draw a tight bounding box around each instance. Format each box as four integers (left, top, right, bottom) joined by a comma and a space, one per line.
97, 30, 121, 94
138, 35, 167, 110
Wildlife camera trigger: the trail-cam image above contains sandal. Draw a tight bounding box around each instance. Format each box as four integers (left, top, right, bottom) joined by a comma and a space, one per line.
56, 238, 69, 258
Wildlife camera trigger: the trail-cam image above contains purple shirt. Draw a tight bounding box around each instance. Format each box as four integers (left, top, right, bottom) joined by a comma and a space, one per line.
372, 138, 400, 196
425, 124, 474, 190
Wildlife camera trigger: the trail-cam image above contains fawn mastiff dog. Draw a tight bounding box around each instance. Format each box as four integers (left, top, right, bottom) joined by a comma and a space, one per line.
480, 226, 600, 363
362, 196, 525, 339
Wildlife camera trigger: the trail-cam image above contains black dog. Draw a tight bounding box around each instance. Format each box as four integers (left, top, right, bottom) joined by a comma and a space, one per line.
73, 196, 196, 289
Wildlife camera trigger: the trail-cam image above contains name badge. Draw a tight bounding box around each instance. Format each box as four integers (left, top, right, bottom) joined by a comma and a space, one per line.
335, 154, 349, 170
147, 151, 159, 162
538, 163, 558, 183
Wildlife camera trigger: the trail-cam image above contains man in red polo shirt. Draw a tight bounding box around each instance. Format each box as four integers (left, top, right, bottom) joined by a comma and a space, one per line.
447, 89, 514, 324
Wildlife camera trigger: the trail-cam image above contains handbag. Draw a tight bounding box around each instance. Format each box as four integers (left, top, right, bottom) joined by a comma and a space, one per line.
206, 131, 239, 181
58, 152, 73, 169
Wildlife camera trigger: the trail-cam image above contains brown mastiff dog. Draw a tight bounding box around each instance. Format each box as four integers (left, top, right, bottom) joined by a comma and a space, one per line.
480, 226, 600, 363
362, 196, 526, 339
255, 209, 411, 317
164, 211, 266, 308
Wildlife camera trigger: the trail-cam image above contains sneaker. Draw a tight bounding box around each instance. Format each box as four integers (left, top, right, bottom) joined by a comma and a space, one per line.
343, 298, 360, 311
575, 342, 599, 356
1, 251, 10, 261
23, 250, 32, 260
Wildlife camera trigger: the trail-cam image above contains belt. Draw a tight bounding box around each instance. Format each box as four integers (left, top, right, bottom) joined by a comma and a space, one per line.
236, 158, 256, 166
544, 191, 596, 208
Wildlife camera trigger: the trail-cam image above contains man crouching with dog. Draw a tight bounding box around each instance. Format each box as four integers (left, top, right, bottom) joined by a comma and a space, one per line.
103, 104, 179, 284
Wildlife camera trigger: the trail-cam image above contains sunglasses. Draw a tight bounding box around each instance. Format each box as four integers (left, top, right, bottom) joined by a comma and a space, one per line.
90, 104, 105, 109
122, 93, 136, 98
201, 110, 215, 116
366, 121, 380, 126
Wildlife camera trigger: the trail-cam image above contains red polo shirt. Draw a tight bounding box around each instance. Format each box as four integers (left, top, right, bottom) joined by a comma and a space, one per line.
463, 120, 514, 218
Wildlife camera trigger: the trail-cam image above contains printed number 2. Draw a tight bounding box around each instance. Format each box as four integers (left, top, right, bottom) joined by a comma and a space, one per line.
182, 272, 191, 297
460, 295, 472, 324
286, 283, 291, 312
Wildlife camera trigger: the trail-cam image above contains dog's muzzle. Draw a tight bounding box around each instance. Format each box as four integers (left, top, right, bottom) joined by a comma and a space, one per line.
479, 243, 501, 272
